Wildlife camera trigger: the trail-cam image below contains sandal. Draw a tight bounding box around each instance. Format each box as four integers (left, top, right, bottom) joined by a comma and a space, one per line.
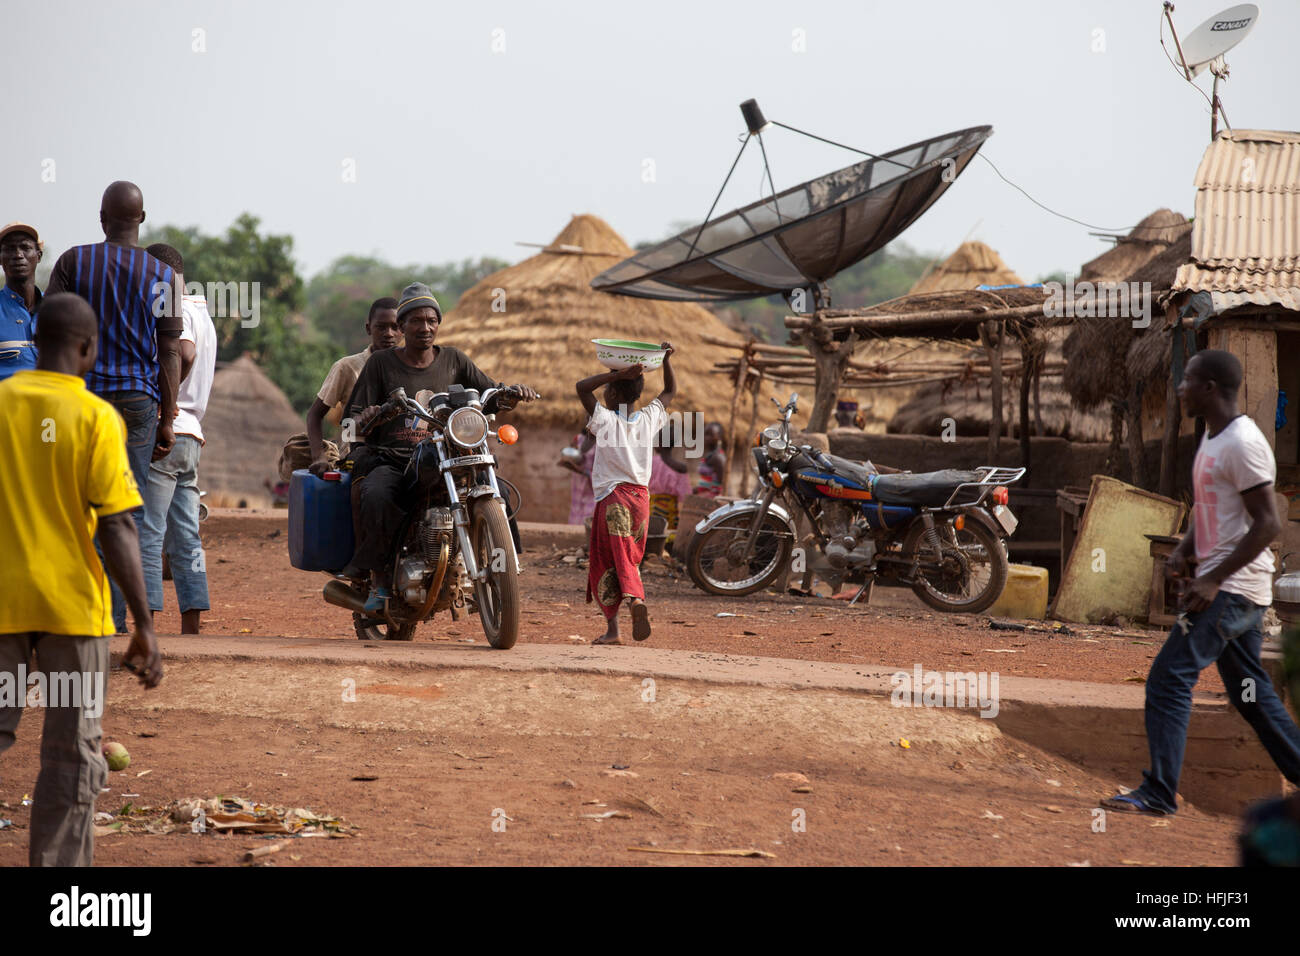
1100, 792, 1169, 816
631, 602, 651, 641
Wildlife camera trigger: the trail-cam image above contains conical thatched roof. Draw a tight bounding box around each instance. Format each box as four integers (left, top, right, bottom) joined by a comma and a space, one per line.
1079, 208, 1191, 283
1064, 219, 1193, 412
908, 241, 1023, 295
201, 355, 304, 501
438, 214, 746, 427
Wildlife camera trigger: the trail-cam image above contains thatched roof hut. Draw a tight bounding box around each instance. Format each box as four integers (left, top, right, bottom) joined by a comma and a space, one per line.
908, 241, 1023, 295
201, 355, 305, 504
1126, 230, 1194, 390
1064, 226, 1194, 412
438, 214, 745, 427
1078, 209, 1191, 283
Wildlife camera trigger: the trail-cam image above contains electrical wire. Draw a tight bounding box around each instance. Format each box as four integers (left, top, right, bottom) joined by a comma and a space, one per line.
974, 153, 1143, 234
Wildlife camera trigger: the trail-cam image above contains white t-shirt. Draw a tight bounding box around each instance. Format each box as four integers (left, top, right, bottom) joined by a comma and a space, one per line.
1191, 414, 1276, 606
587, 399, 668, 503
173, 295, 217, 442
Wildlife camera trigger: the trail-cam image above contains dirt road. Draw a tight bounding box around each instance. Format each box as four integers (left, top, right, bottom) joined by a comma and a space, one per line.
0, 515, 1247, 866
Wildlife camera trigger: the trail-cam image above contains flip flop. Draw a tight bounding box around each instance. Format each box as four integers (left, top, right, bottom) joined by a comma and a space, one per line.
631, 602, 651, 641
1100, 792, 1169, 816
592, 633, 622, 645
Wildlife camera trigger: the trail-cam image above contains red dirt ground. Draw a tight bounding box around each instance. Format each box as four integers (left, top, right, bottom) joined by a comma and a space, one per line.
0, 516, 1251, 867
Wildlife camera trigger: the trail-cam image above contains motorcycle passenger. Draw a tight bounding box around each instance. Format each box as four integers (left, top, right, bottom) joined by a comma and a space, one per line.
341, 282, 538, 613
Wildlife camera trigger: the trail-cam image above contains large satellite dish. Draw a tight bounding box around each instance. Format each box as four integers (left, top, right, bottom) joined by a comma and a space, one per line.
1175, 3, 1258, 78
592, 102, 991, 304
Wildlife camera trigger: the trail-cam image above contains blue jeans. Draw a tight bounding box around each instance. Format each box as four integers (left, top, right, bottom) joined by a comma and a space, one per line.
140, 435, 209, 613
1133, 589, 1300, 813
95, 392, 157, 632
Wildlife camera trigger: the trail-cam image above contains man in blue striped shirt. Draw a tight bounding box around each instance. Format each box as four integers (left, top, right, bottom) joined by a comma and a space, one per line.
45, 181, 184, 633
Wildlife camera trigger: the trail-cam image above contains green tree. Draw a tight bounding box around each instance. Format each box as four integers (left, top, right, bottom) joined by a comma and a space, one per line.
144, 214, 335, 413
304, 255, 508, 354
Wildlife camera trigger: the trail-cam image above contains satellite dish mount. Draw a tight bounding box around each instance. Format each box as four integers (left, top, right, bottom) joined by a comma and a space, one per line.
1161, 2, 1259, 140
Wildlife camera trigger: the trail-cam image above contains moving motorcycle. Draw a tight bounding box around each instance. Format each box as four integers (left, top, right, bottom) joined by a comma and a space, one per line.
317, 384, 527, 646
685, 393, 1025, 613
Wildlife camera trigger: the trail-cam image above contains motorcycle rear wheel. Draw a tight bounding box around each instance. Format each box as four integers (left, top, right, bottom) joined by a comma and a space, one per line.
352, 613, 417, 641
470, 498, 520, 649
686, 512, 794, 596
901, 515, 1007, 614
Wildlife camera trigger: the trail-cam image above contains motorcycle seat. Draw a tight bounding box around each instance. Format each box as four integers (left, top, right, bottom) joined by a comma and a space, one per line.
870, 469, 984, 506
818, 453, 877, 488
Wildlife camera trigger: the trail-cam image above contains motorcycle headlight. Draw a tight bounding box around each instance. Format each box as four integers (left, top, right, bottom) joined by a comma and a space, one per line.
447, 407, 489, 448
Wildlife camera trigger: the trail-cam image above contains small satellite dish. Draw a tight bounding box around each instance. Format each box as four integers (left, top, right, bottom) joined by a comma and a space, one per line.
1175, 3, 1258, 78
592, 115, 991, 304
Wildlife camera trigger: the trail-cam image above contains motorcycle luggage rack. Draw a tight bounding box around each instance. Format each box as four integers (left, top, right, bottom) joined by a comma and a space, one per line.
943, 466, 1027, 509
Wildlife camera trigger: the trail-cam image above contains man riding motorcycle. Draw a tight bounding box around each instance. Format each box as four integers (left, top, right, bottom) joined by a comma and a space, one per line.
339, 282, 538, 613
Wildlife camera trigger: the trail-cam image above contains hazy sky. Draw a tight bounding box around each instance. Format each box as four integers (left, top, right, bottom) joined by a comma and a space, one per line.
5, 0, 1296, 289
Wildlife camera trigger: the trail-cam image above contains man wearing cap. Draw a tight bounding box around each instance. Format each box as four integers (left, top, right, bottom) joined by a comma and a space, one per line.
343, 282, 538, 615
0, 222, 43, 380
44, 181, 185, 634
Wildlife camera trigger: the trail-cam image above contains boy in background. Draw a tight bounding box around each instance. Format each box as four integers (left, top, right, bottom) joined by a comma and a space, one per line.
139, 244, 216, 634
306, 297, 400, 476
575, 342, 675, 645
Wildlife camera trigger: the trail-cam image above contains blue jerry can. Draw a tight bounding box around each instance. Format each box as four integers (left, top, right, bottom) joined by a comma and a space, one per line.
288, 469, 355, 572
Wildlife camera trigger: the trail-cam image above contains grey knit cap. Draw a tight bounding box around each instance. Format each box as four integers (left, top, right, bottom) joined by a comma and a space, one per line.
396, 282, 443, 322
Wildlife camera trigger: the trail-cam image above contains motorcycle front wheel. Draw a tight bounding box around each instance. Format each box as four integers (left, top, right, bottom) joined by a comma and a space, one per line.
470, 498, 520, 649
901, 515, 1008, 614
686, 511, 794, 596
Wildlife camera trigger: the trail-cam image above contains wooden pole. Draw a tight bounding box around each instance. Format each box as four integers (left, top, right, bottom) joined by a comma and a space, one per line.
1126, 384, 1148, 490
741, 370, 764, 497
980, 320, 1003, 460
722, 345, 751, 496
1159, 313, 1181, 498
1019, 340, 1032, 480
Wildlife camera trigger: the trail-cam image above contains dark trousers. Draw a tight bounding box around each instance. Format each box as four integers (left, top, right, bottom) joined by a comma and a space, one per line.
95, 391, 157, 631
351, 463, 408, 575
1134, 589, 1300, 813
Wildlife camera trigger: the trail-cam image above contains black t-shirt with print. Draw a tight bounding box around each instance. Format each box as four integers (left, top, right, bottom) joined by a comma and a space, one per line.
346, 346, 496, 458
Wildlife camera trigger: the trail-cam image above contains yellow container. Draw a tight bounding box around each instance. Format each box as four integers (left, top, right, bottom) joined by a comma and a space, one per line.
986, 563, 1049, 620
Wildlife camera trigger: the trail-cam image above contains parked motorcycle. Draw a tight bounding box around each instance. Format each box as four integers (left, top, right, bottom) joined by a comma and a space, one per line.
685, 393, 1025, 613
319, 384, 528, 646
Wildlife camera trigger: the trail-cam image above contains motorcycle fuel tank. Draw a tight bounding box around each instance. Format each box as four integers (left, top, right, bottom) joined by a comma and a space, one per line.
289, 469, 355, 572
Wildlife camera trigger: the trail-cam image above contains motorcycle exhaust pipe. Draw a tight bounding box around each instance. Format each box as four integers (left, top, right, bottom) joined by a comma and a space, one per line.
323, 578, 368, 614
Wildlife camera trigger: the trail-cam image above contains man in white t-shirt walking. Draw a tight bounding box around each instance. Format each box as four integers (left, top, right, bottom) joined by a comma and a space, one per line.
139, 244, 217, 634
576, 342, 676, 645
1104, 349, 1300, 815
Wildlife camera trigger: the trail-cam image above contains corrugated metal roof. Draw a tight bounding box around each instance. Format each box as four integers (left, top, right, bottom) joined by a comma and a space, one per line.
1174, 129, 1300, 307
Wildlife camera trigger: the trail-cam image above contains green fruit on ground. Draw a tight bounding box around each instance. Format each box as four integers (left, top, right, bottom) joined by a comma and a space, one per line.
103, 741, 130, 771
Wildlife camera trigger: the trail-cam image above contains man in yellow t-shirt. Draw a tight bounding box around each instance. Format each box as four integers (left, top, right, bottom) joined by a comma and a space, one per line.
0, 292, 163, 867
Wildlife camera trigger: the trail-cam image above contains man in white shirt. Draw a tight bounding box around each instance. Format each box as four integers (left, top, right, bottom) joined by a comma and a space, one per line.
1104, 349, 1300, 815
306, 297, 400, 476
139, 244, 217, 634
